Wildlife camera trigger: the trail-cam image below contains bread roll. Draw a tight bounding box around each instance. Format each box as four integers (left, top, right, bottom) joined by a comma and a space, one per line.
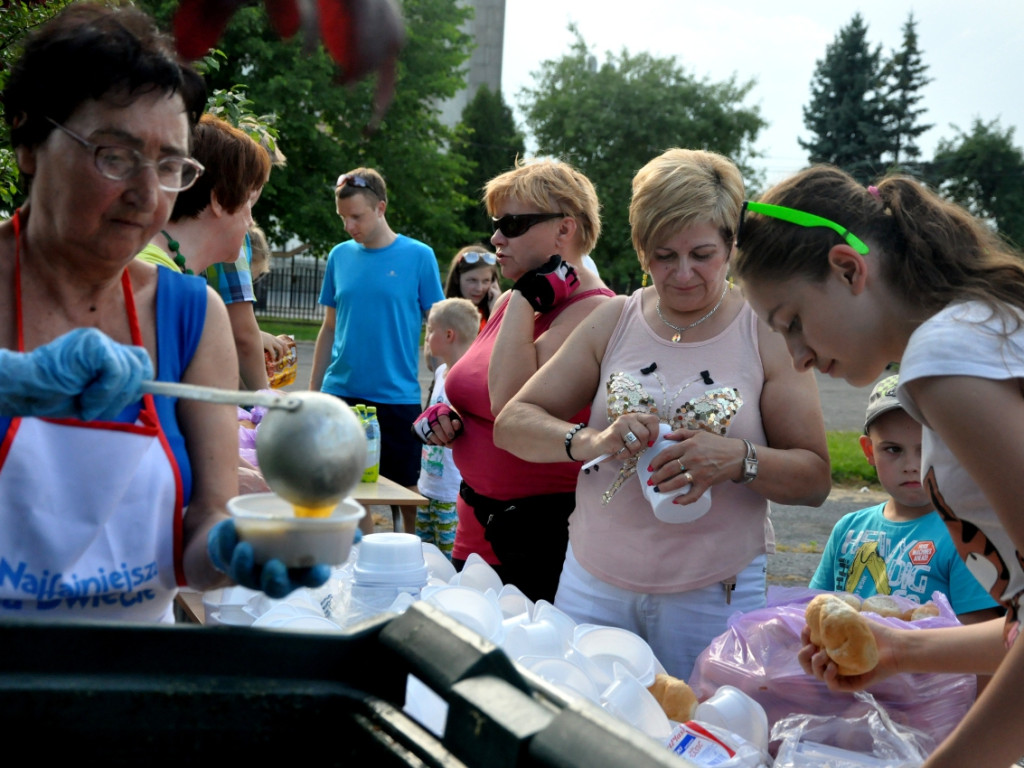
647, 672, 698, 722
861, 595, 904, 618
804, 593, 834, 646
804, 594, 879, 676
908, 602, 940, 621
833, 592, 862, 611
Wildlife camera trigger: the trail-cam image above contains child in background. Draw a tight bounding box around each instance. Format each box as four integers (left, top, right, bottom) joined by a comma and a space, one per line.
416, 298, 481, 558
810, 374, 1002, 626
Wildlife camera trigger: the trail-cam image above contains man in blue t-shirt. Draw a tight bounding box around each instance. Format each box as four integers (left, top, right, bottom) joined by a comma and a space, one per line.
310, 167, 444, 535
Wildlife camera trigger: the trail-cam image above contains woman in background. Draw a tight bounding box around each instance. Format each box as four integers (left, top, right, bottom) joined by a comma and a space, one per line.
444, 245, 501, 331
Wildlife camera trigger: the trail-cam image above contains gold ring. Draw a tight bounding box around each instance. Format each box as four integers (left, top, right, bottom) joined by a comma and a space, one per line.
676, 458, 686, 472
683, 471, 694, 485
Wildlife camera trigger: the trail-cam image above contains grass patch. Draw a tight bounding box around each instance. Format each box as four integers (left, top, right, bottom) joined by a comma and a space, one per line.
776, 541, 821, 553
258, 318, 321, 342
828, 430, 880, 489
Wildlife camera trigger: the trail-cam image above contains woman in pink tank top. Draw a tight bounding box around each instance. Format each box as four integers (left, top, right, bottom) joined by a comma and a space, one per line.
493, 149, 831, 679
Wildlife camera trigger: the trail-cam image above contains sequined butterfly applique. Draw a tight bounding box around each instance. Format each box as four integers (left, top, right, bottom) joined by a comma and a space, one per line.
600, 370, 743, 504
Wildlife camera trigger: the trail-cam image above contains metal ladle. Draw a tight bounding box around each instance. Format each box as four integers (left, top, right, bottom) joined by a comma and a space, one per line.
140, 381, 367, 509
140, 380, 304, 411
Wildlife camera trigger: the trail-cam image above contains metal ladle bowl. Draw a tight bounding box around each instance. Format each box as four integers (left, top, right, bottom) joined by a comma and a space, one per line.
138, 382, 368, 509
255, 392, 368, 510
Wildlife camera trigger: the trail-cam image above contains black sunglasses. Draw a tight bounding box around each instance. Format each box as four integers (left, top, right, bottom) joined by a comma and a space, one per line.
491, 212, 564, 239
336, 173, 371, 189
461, 251, 497, 266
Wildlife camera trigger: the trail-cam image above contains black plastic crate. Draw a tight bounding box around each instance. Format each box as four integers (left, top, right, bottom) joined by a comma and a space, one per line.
0, 602, 688, 767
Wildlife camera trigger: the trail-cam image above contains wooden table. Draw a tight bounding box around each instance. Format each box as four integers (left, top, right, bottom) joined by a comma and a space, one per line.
352, 475, 427, 509
175, 476, 428, 625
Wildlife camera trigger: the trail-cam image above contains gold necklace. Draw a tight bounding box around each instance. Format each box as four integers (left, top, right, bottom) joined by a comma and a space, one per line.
656, 283, 729, 342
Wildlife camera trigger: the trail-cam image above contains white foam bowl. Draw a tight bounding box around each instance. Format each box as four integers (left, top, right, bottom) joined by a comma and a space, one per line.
520, 656, 602, 704
353, 532, 428, 587
636, 423, 712, 523
600, 665, 673, 742
694, 684, 769, 752
572, 624, 658, 687
228, 492, 365, 567
424, 585, 504, 644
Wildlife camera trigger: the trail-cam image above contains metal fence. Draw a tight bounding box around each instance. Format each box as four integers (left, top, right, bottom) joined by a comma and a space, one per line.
254, 254, 326, 322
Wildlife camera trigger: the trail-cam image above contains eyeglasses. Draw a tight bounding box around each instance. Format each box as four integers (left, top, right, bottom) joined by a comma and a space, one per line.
46, 118, 204, 192
460, 251, 497, 266
491, 212, 564, 239
737, 200, 869, 255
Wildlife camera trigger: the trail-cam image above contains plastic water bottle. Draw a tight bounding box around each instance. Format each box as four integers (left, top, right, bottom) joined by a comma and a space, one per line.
362, 406, 381, 483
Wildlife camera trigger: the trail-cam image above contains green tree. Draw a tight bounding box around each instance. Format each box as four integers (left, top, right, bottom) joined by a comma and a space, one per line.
0, 0, 73, 212
801, 13, 889, 183
519, 27, 765, 290
927, 119, 1024, 248
881, 13, 932, 173
452, 84, 525, 246
138, 0, 476, 261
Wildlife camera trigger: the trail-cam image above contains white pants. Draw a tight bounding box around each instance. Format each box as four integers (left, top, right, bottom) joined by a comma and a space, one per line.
554, 543, 767, 681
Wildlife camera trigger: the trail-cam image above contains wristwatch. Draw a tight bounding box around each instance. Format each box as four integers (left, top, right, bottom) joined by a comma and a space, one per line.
738, 439, 758, 484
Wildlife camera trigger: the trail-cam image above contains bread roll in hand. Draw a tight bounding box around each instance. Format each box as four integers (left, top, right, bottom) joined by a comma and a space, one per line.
804, 593, 880, 676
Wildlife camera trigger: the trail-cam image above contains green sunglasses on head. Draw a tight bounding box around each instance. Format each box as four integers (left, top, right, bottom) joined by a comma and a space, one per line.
737, 200, 870, 255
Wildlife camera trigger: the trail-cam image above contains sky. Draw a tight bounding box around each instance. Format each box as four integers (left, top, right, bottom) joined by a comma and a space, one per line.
500, 0, 1024, 185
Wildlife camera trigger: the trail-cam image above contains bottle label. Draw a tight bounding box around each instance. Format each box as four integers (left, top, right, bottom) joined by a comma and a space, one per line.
666, 722, 736, 765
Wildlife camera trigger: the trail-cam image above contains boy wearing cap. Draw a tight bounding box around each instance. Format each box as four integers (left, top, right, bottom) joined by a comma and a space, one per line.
310, 167, 444, 534
810, 374, 1001, 625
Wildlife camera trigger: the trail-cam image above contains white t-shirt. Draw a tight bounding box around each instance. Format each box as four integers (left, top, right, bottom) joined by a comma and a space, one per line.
898, 300, 1024, 606
416, 364, 463, 503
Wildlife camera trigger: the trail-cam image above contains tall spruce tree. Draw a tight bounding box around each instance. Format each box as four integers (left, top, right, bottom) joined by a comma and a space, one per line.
801, 13, 889, 183
881, 13, 933, 173
452, 85, 526, 246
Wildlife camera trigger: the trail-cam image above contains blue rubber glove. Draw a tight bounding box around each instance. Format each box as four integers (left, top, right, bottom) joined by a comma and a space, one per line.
0, 327, 152, 421
207, 519, 343, 599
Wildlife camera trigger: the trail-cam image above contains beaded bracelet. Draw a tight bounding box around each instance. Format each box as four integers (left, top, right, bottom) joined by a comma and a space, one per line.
564, 422, 587, 461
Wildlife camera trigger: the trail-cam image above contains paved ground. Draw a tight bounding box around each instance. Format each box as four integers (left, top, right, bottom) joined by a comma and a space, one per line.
288, 340, 885, 586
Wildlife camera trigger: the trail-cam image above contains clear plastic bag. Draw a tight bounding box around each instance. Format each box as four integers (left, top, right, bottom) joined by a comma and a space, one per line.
771, 690, 932, 767
688, 587, 975, 753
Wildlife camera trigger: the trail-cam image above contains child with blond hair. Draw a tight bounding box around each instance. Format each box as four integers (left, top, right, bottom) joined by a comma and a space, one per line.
416, 298, 481, 557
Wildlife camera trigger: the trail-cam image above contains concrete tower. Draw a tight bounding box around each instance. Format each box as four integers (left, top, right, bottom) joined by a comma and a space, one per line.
437, 0, 505, 129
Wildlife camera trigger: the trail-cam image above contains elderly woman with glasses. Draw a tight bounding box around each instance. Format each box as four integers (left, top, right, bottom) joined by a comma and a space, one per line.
416, 157, 614, 602
0, 3, 315, 624
444, 245, 501, 331
492, 149, 831, 679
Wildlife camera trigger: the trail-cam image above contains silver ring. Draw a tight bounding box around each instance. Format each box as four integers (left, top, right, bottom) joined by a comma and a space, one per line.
676, 458, 686, 473
624, 431, 638, 444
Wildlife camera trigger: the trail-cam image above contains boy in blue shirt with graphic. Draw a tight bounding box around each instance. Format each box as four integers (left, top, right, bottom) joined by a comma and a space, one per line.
810, 374, 1002, 626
